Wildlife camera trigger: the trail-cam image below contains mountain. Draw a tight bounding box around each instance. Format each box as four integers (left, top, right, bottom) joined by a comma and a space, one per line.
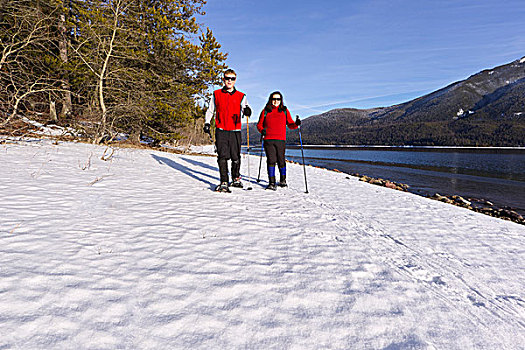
262, 57, 525, 146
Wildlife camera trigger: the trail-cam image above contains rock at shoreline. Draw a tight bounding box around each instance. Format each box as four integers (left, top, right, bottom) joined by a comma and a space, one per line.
431, 193, 524, 225
497, 209, 523, 222
359, 175, 371, 182
432, 193, 454, 204
358, 175, 409, 192
452, 195, 471, 206
340, 170, 521, 226
385, 181, 397, 189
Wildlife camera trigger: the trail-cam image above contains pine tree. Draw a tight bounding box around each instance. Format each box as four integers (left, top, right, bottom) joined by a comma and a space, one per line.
66, 0, 227, 142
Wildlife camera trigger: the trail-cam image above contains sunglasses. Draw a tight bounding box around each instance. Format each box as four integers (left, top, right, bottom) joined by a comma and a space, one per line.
271, 98, 281, 101
224, 76, 236, 81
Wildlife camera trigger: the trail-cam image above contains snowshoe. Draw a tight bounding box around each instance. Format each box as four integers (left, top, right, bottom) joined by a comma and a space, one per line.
266, 183, 277, 191
215, 182, 231, 193
230, 177, 243, 188
278, 178, 287, 187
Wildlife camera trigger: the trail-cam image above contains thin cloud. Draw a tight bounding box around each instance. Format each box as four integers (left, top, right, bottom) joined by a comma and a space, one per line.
291, 89, 429, 114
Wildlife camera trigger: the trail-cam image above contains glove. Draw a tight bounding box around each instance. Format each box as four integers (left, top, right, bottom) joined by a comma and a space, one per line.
261, 128, 267, 136
203, 123, 211, 134
295, 116, 301, 126
243, 106, 252, 117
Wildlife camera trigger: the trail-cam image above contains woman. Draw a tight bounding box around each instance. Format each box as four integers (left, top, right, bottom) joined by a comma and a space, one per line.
257, 91, 301, 190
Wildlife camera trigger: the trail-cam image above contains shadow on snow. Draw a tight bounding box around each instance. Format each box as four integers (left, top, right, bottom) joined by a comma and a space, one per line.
151, 154, 218, 190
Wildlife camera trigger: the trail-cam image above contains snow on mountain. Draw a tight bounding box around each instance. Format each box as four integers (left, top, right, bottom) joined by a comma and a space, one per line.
1, 139, 524, 349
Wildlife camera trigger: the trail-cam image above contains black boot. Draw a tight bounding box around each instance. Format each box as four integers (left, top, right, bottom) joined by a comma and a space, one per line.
278, 175, 287, 187
230, 177, 243, 188
215, 182, 231, 193
231, 160, 241, 181
266, 176, 277, 191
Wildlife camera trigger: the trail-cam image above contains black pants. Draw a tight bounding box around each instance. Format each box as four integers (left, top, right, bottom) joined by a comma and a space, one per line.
264, 139, 286, 170
215, 129, 241, 183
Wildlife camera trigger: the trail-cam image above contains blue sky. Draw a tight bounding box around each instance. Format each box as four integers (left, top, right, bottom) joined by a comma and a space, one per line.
201, 0, 525, 119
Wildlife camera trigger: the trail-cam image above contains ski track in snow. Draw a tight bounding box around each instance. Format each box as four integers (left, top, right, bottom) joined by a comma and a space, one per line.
0, 139, 524, 349
302, 186, 525, 331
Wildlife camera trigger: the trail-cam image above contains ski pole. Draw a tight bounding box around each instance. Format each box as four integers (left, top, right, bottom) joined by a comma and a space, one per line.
247, 116, 250, 178
246, 116, 252, 190
257, 136, 264, 182
298, 120, 309, 194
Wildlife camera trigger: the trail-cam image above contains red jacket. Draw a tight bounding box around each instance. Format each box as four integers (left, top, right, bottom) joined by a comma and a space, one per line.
213, 88, 245, 131
257, 106, 298, 140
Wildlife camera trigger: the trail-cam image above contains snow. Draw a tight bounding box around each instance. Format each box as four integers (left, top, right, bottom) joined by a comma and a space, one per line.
520, 57, 525, 64
22, 117, 80, 137
163, 143, 216, 155
1, 139, 524, 349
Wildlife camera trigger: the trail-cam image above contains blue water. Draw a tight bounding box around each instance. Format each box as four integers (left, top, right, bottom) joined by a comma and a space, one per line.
245, 146, 525, 215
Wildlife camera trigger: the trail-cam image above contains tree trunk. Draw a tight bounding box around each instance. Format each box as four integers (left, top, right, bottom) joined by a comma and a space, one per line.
129, 128, 141, 144
98, 1, 120, 137
50, 100, 57, 122
59, 12, 72, 119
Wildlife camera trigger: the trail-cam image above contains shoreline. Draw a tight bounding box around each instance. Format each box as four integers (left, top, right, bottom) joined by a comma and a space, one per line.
286, 159, 525, 226
245, 143, 525, 225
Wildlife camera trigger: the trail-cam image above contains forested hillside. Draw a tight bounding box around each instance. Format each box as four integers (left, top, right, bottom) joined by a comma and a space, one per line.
283, 58, 525, 146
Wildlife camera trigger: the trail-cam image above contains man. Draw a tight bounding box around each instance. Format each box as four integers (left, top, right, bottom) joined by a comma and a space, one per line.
204, 69, 252, 192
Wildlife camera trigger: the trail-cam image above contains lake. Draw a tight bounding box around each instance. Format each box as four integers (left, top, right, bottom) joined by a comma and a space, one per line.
245, 146, 525, 216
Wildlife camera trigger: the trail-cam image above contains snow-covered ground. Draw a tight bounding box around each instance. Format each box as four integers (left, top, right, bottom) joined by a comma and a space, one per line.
21, 117, 80, 137
1, 139, 524, 349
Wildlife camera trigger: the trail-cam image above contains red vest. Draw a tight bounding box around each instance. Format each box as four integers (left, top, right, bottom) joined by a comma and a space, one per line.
214, 88, 245, 131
